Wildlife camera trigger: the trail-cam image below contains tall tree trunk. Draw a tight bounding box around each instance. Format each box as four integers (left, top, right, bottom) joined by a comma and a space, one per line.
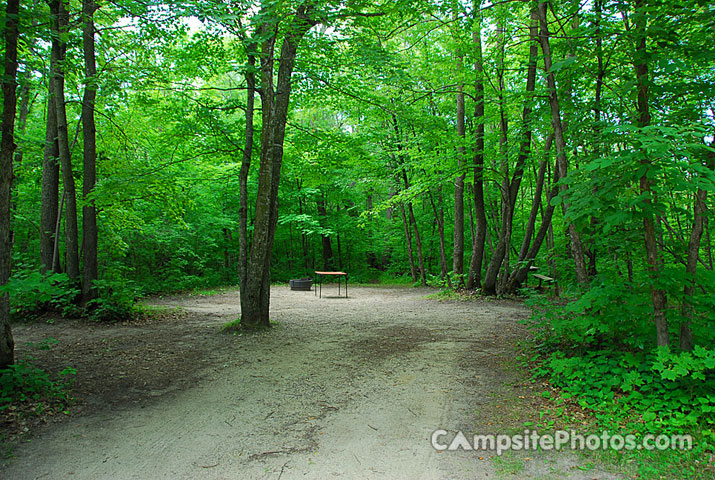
1, 0, 20, 368
452, 11, 466, 286
679, 186, 706, 351
429, 189, 450, 286
238, 42, 256, 290
587, 0, 605, 277
9, 70, 30, 239
240, 5, 316, 328
399, 203, 417, 281
630, 0, 669, 346
41, 89, 60, 272
398, 167, 426, 286
679, 145, 713, 350
537, 1, 589, 286
407, 199, 427, 286
505, 141, 559, 292
483, 10, 538, 295
50, 0, 79, 281
81, 0, 99, 302
466, 6, 487, 291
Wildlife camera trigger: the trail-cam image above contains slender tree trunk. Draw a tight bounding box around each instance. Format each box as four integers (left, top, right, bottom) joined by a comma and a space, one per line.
81, 0, 99, 302
452, 11, 466, 286
428, 189, 450, 286
399, 203, 417, 281
483, 10, 538, 295
50, 0, 79, 281
12, 73, 31, 168
679, 146, 713, 350
537, 1, 589, 286
505, 146, 560, 292
679, 187, 706, 351
1, 0, 20, 368
630, 0, 669, 346
407, 199, 427, 286
705, 217, 713, 270
238, 40, 256, 290
587, 0, 605, 277
467, 8, 487, 291
9, 70, 30, 238
399, 168, 426, 286
41, 85, 60, 273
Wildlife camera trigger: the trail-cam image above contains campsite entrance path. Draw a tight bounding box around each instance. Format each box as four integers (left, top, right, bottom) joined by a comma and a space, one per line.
3, 286, 620, 479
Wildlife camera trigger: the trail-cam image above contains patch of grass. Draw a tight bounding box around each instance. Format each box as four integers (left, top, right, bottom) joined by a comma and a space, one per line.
424, 289, 475, 301
374, 273, 414, 285
492, 452, 526, 476
191, 285, 235, 296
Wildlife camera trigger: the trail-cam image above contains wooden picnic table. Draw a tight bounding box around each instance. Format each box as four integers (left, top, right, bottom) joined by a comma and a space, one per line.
314, 271, 348, 298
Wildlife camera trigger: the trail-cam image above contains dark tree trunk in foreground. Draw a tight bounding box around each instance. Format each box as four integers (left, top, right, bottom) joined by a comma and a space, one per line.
537, 1, 589, 286
1, 0, 21, 368
50, 0, 80, 280
81, 0, 99, 302
238, 40, 256, 290
240, 4, 317, 328
466, 6, 487, 291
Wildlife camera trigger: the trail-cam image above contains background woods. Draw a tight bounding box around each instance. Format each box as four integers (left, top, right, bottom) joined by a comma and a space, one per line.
0, 0, 713, 440
0, 1, 714, 472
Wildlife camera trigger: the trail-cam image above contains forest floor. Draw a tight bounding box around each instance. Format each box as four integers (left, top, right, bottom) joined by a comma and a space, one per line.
1, 286, 625, 479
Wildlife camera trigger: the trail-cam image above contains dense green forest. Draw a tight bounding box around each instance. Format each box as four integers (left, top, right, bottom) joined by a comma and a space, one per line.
1, 0, 714, 470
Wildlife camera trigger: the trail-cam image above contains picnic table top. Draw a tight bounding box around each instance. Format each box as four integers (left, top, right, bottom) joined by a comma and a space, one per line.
315, 271, 348, 276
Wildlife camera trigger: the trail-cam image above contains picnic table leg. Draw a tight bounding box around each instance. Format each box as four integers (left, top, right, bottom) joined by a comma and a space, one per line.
345, 274, 348, 298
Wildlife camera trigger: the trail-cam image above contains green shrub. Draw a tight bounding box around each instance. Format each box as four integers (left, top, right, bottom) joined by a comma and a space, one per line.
87, 278, 140, 322
0, 362, 75, 410
0, 264, 80, 319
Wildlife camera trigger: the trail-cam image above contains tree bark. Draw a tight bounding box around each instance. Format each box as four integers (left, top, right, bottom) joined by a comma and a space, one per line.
41, 85, 60, 273
537, 1, 589, 286
630, 0, 669, 346
428, 188, 450, 286
399, 203, 417, 281
466, 7, 487, 291
452, 11, 466, 286
679, 145, 714, 351
483, 10, 538, 295
240, 4, 316, 328
81, 0, 99, 302
505, 140, 560, 292
1, 0, 20, 368
49, 0, 80, 281
238, 40, 256, 290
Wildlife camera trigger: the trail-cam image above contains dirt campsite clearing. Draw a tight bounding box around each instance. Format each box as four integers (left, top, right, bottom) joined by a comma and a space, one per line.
2, 286, 622, 479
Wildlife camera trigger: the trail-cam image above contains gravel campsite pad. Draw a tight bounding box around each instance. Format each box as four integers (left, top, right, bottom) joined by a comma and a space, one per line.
2, 286, 622, 479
